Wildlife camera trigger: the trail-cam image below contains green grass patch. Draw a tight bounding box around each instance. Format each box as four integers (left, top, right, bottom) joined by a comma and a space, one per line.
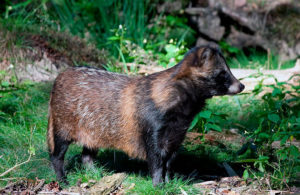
0, 83, 54, 185
227, 50, 296, 70
125, 175, 199, 195
0, 76, 298, 191
0, 83, 204, 193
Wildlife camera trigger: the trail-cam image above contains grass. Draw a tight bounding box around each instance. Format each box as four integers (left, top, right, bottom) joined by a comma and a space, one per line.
227, 50, 296, 70
0, 73, 299, 192
0, 83, 54, 182
125, 175, 198, 195
0, 82, 254, 193
0, 83, 202, 193
0, 0, 299, 192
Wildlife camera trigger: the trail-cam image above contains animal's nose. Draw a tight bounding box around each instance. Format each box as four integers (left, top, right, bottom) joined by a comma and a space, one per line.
239, 83, 245, 92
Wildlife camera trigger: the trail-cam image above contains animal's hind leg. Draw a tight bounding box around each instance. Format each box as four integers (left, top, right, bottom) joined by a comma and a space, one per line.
50, 134, 70, 183
164, 152, 177, 183
81, 147, 98, 166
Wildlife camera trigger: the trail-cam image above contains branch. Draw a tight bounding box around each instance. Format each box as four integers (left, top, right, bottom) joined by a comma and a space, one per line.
0, 154, 31, 177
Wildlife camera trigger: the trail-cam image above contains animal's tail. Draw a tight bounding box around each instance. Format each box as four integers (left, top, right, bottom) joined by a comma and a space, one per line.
47, 98, 55, 154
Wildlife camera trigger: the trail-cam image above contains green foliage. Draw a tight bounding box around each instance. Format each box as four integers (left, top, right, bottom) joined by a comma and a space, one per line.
227, 49, 296, 70
2, 0, 196, 64
241, 75, 300, 189
1, 0, 299, 191
146, 15, 196, 52
219, 41, 241, 55
157, 42, 188, 68
0, 83, 54, 185
188, 73, 300, 189
189, 110, 228, 134
219, 41, 296, 70
49, 0, 151, 48
126, 175, 199, 195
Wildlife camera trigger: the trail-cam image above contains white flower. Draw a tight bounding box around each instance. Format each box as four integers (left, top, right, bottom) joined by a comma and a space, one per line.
143, 39, 147, 43
9, 64, 14, 69
169, 39, 173, 44
119, 25, 123, 29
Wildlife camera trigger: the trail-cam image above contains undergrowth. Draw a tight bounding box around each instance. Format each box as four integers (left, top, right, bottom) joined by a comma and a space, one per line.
1, 0, 295, 72
0, 73, 298, 192
189, 74, 300, 190
0, 83, 200, 193
0, 0, 299, 193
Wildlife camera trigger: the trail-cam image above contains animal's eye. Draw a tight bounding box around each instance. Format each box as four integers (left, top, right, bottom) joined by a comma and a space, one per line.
215, 70, 229, 83
218, 70, 227, 78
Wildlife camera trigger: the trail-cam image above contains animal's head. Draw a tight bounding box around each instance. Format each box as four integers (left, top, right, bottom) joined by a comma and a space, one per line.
175, 46, 244, 97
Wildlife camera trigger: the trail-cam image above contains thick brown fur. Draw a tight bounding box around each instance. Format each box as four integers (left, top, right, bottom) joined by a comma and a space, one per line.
47, 46, 244, 186
48, 68, 145, 158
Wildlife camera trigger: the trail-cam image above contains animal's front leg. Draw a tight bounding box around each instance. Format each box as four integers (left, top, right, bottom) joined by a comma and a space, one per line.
147, 150, 164, 186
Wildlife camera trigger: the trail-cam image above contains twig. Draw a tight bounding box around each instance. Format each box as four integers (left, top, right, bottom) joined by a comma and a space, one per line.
248, 168, 263, 190
265, 175, 272, 193
0, 177, 26, 181
0, 154, 32, 177
33, 179, 45, 193
0, 126, 36, 178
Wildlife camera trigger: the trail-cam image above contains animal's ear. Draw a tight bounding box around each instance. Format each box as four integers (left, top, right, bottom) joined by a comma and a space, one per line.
174, 52, 197, 79
198, 47, 213, 66
173, 47, 214, 79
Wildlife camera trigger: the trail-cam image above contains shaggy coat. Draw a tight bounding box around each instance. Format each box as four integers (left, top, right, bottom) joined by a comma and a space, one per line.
47, 46, 244, 186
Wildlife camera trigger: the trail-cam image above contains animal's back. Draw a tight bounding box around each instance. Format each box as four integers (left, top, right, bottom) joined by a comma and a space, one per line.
48, 67, 146, 158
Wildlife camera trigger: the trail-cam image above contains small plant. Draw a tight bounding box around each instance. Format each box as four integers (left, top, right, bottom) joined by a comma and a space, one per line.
241, 74, 300, 190
157, 42, 188, 68
189, 110, 228, 139
219, 41, 241, 56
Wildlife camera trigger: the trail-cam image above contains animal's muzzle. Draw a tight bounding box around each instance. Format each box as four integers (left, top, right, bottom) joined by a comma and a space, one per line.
227, 81, 245, 95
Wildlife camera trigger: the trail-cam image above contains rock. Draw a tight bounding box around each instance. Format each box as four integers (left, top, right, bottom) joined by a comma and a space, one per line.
196, 37, 219, 48
234, 0, 246, 8
185, 0, 300, 62
0, 30, 107, 84
219, 4, 262, 32
272, 140, 300, 149
185, 7, 208, 15
88, 173, 127, 195
295, 42, 300, 56
264, 0, 294, 12
277, 41, 298, 62
157, 0, 182, 13
15, 53, 67, 82
230, 59, 300, 92
226, 26, 269, 50
189, 8, 225, 40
